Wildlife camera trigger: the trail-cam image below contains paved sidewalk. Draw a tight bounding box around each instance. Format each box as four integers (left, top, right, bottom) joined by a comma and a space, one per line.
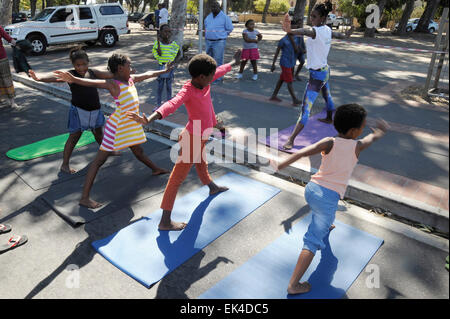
0, 84, 448, 302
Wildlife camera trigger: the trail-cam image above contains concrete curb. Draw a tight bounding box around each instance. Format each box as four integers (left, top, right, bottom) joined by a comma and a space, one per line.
13, 73, 449, 234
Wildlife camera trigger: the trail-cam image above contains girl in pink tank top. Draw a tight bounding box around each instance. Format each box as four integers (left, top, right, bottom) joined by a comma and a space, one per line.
273, 103, 389, 295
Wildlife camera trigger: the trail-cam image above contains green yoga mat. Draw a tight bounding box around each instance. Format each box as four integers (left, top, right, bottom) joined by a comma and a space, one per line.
6, 131, 97, 161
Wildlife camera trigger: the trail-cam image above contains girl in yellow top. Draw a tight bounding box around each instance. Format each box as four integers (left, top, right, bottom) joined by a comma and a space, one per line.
152, 24, 180, 107
55, 53, 172, 209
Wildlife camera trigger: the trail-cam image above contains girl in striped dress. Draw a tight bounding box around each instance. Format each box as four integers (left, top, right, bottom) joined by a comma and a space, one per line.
55, 53, 172, 209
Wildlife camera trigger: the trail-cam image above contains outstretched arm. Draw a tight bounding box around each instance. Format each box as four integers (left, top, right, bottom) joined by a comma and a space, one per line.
54, 70, 120, 96
28, 69, 60, 82
126, 110, 162, 126
222, 49, 242, 68
356, 119, 389, 157
331, 26, 354, 39
91, 68, 114, 79
132, 62, 175, 83
289, 28, 316, 38
273, 137, 334, 171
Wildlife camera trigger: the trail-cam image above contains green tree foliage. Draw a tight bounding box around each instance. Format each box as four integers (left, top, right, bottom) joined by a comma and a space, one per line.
254, 0, 289, 14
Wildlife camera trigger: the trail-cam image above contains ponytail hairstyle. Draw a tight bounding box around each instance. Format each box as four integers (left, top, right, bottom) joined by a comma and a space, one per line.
69, 46, 89, 63
313, 0, 333, 18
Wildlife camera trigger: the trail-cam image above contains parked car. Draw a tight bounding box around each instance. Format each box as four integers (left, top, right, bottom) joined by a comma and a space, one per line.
12, 12, 27, 24
394, 18, 439, 33
326, 13, 343, 29
228, 12, 239, 23
140, 12, 155, 29
128, 12, 144, 22
4, 3, 129, 55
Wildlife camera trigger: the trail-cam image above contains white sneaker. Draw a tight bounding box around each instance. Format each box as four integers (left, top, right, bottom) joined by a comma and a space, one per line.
235, 73, 243, 79
252, 74, 258, 81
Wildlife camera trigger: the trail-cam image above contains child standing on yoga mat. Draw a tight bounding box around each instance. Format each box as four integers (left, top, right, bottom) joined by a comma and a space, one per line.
54, 53, 171, 209
282, 1, 353, 150
272, 103, 388, 295
29, 47, 114, 174
127, 50, 242, 231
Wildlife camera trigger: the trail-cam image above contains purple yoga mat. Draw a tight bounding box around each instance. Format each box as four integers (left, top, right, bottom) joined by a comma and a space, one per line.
264, 110, 337, 153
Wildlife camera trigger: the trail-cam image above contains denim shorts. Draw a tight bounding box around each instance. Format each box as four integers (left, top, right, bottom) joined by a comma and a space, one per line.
302, 182, 340, 254
67, 105, 105, 134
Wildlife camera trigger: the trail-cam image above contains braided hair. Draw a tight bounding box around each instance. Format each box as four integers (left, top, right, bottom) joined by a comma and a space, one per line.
313, 0, 333, 18
107, 53, 129, 74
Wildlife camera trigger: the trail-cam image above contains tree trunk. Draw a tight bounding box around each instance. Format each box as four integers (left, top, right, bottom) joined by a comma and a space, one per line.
30, 0, 37, 18
262, 0, 271, 23
416, 0, 440, 33
0, 0, 12, 25
46, 0, 54, 8
170, 0, 187, 57
394, 0, 415, 35
12, 0, 18, 13
307, 0, 317, 26
364, 0, 387, 37
293, 0, 306, 28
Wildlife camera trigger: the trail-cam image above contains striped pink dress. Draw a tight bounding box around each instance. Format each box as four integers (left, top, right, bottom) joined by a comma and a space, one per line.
100, 79, 147, 151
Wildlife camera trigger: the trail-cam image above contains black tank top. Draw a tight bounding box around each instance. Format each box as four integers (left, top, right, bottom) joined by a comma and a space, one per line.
69, 69, 101, 111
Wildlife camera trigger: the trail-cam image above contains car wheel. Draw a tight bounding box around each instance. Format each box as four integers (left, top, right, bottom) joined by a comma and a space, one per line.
406, 26, 412, 32
100, 29, 117, 47
27, 34, 46, 55
429, 27, 435, 33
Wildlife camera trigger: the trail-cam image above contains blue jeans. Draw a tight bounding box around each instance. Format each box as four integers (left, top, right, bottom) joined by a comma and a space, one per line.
302, 182, 340, 254
205, 39, 226, 81
156, 69, 174, 106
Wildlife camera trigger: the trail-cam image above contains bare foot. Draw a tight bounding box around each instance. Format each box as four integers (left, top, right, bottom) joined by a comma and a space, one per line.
60, 165, 77, 174
79, 198, 103, 209
287, 281, 311, 295
282, 140, 294, 150
152, 168, 170, 176
292, 99, 301, 106
329, 224, 335, 231
209, 186, 229, 196
318, 117, 333, 124
269, 96, 282, 102
158, 220, 187, 231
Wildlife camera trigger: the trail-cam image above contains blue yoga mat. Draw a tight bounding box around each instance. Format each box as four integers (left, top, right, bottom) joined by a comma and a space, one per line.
91, 172, 281, 288
199, 213, 384, 299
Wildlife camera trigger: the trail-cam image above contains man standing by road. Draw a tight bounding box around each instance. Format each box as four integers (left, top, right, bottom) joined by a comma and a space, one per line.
204, 1, 234, 82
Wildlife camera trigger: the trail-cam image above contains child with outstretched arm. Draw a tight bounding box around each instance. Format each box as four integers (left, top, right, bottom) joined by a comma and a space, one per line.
271, 103, 389, 295
127, 50, 242, 231
281, 0, 354, 150
29, 47, 113, 174
55, 53, 172, 209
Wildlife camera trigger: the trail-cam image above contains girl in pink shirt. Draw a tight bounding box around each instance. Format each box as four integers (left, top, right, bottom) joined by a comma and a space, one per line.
127, 50, 241, 231
272, 103, 388, 295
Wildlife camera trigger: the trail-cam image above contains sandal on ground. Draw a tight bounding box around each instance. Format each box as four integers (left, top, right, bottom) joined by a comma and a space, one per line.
0, 235, 28, 253
0, 224, 12, 234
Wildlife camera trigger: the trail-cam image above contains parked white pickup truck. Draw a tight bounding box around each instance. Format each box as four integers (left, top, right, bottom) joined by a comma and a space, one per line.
4, 3, 129, 55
